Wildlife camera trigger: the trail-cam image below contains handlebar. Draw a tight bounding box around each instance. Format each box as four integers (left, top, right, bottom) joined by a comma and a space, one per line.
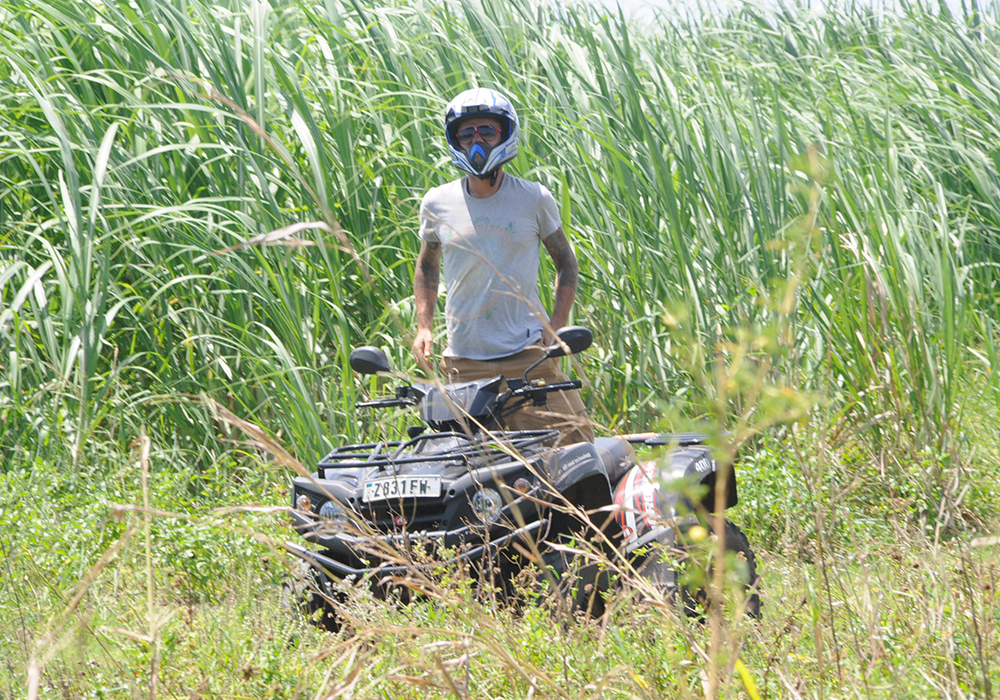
355, 383, 426, 410
355, 378, 582, 416
355, 396, 418, 409
533, 380, 583, 392
495, 378, 582, 416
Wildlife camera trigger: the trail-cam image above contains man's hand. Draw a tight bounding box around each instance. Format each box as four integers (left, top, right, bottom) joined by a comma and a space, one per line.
412, 328, 434, 371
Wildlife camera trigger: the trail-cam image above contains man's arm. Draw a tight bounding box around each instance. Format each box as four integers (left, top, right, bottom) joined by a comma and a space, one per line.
541, 227, 579, 345
413, 239, 441, 369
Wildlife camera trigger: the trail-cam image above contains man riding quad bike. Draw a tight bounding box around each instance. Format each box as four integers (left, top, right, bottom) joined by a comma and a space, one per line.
283, 327, 761, 630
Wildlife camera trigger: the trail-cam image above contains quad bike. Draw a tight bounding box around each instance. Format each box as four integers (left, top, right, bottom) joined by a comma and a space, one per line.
283, 327, 761, 630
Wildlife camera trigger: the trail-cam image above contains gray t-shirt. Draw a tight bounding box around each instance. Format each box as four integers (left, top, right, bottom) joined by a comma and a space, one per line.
419, 174, 562, 360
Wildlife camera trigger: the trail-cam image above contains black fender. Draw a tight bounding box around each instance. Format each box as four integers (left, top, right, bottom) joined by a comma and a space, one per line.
544, 442, 609, 499
659, 446, 738, 513
541, 442, 622, 534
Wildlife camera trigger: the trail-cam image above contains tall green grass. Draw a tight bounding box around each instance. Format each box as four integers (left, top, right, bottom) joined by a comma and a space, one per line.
3, 0, 998, 512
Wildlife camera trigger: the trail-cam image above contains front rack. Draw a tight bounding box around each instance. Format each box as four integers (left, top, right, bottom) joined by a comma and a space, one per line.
318, 429, 559, 473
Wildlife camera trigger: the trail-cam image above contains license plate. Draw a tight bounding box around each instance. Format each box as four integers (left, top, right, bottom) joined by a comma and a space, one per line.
363, 476, 442, 503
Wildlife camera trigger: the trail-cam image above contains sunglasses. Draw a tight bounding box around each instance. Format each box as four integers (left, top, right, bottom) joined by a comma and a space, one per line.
455, 124, 500, 145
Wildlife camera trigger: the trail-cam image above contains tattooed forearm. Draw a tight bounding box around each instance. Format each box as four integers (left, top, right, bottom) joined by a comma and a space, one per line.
543, 228, 579, 332
543, 229, 578, 291
414, 240, 441, 335
415, 241, 441, 290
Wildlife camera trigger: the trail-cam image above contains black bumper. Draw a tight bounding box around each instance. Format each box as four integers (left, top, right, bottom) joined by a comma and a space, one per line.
283, 518, 548, 580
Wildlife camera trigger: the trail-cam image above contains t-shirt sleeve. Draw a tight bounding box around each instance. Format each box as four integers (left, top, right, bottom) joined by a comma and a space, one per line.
418, 193, 440, 243
536, 184, 562, 240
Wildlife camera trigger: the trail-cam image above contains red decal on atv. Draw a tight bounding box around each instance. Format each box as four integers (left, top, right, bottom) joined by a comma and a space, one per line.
615, 466, 648, 544
641, 482, 657, 526
613, 476, 629, 530
393, 515, 407, 527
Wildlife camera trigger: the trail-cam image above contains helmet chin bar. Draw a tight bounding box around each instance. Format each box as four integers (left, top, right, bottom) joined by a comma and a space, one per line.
467, 143, 489, 170
465, 143, 501, 185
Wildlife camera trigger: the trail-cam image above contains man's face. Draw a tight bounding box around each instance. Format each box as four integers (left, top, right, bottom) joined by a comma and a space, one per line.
454, 116, 503, 149
454, 116, 503, 172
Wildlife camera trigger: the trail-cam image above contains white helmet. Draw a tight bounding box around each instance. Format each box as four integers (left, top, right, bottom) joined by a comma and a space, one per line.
444, 87, 520, 178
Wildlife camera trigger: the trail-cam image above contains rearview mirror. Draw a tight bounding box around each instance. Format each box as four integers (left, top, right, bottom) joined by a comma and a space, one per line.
546, 326, 593, 359
349, 346, 392, 375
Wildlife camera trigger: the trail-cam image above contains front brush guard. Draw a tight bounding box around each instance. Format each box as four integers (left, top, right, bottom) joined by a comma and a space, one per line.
282, 518, 549, 581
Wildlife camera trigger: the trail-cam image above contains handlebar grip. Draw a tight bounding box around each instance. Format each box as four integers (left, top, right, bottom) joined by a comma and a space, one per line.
543, 380, 582, 391
356, 397, 409, 408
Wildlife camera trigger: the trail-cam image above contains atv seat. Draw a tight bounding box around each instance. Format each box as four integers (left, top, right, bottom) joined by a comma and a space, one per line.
594, 436, 636, 484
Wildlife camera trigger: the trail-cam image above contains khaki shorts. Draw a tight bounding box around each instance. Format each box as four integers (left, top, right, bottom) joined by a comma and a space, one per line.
442, 346, 594, 446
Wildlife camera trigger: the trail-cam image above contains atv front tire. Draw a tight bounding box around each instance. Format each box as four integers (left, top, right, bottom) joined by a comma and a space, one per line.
533, 546, 608, 618
282, 560, 346, 633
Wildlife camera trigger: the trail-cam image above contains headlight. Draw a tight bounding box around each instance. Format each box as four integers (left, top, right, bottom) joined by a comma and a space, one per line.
318, 499, 351, 532
472, 488, 503, 523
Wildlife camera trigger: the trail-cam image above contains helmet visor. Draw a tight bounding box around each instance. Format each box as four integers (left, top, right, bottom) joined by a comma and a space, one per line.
455, 124, 500, 146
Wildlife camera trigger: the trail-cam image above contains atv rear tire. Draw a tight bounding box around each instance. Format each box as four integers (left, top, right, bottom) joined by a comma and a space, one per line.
534, 546, 608, 618
679, 519, 761, 620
